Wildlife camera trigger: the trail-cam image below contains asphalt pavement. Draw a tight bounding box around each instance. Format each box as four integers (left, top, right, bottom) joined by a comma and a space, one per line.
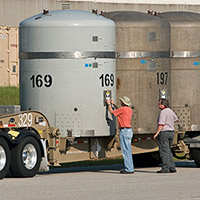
0, 161, 199, 200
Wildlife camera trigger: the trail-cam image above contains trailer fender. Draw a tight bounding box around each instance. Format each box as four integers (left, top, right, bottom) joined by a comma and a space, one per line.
38, 139, 49, 172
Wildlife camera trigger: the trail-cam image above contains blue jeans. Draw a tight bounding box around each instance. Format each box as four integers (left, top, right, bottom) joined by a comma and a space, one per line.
119, 128, 134, 172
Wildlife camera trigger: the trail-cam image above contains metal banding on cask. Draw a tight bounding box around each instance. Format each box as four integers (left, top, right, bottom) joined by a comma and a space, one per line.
172, 51, 200, 58
160, 12, 200, 132
19, 10, 116, 137
117, 51, 170, 58
106, 11, 171, 135
20, 51, 116, 59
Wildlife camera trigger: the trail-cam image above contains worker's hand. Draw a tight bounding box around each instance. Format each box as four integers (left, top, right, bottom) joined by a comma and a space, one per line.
153, 133, 158, 140
106, 99, 111, 105
110, 99, 114, 105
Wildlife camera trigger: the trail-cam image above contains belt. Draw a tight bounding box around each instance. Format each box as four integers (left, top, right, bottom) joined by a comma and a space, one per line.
119, 127, 131, 130
161, 130, 174, 133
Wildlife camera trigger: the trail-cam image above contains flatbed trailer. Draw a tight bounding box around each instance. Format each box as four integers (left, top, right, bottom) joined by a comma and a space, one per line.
0, 106, 199, 179
0, 108, 161, 178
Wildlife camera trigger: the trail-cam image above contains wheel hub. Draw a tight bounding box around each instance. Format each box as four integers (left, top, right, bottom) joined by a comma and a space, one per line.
22, 144, 37, 170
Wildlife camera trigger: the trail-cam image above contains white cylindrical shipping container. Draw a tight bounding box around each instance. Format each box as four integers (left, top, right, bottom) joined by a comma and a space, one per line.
19, 10, 116, 137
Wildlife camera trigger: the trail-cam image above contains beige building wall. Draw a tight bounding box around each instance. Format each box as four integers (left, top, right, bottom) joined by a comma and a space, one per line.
0, 0, 200, 26
0, 26, 19, 86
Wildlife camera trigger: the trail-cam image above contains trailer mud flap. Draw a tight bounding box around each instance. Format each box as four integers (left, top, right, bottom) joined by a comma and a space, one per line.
38, 139, 49, 172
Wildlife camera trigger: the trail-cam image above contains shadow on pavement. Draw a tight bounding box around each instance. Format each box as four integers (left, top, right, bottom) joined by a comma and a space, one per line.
38, 161, 197, 176
38, 164, 123, 175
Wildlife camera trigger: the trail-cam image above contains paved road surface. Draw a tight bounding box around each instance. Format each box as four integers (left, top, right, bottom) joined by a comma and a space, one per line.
0, 161, 199, 200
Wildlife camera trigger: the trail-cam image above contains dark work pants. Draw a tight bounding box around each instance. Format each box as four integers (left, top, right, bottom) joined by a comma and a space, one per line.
158, 131, 176, 172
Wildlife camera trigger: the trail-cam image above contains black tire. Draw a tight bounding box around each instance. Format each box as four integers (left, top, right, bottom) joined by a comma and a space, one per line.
0, 138, 10, 179
190, 148, 200, 167
10, 136, 42, 177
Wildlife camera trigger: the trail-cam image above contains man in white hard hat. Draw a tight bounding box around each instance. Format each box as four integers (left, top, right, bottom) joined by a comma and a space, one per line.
107, 96, 134, 174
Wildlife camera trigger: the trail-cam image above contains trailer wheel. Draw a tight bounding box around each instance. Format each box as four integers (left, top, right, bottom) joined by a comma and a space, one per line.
10, 136, 42, 177
0, 138, 10, 179
190, 148, 200, 167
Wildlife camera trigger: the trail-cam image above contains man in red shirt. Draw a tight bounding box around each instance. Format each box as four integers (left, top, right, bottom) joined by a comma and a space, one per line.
107, 96, 134, 174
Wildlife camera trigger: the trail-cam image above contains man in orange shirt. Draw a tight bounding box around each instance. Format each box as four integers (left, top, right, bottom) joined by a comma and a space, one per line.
107, 96, 134, 174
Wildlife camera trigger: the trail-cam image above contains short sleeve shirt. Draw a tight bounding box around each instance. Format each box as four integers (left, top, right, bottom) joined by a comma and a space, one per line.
113, 106, 132, 128
158, 108, 178, 131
